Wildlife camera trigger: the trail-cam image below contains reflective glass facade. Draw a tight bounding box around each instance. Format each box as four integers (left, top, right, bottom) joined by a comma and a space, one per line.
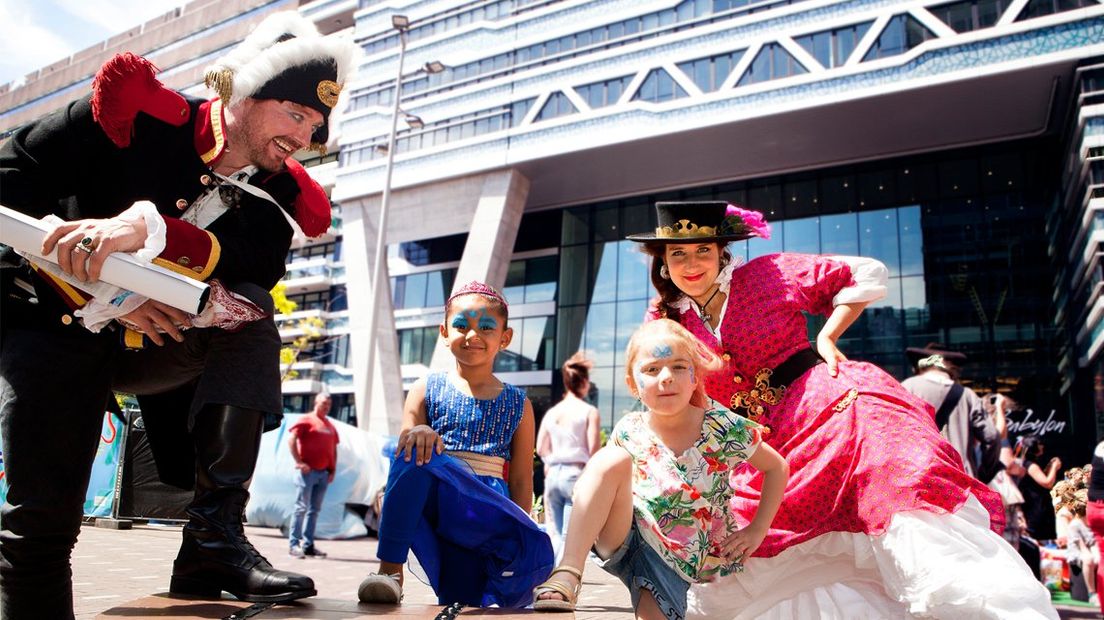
553, 139, 1060, 428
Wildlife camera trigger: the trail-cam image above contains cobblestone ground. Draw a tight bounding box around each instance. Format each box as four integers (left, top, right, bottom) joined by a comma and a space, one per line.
71, 522, 631, 619
62, 522, 1084, 619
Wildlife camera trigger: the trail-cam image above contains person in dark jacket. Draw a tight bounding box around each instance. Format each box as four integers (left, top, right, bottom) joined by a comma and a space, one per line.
0, 12, 357, 619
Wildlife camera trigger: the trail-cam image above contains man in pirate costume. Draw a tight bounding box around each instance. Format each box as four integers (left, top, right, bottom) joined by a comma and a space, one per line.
0, 12, 358, 618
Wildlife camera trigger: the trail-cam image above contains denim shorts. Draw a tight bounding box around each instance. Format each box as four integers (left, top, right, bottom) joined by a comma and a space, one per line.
594, 523, 690, 620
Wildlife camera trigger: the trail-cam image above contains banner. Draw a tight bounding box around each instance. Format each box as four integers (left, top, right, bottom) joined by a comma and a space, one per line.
84, 413, 125, 517
1005, 405, 1080, 468
0, 412, 124, 518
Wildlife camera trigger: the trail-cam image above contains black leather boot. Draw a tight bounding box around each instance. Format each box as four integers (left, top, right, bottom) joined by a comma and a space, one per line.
169, 405, 316, 603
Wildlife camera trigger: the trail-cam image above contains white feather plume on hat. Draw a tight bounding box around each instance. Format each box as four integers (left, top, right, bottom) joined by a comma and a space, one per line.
203, 11, 359, 145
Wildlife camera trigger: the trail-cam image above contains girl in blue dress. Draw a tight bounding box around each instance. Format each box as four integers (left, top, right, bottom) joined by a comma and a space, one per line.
357, 281, 553, 608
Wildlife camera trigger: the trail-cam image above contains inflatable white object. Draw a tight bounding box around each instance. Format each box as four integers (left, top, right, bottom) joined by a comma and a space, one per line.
246, 415, 390, 539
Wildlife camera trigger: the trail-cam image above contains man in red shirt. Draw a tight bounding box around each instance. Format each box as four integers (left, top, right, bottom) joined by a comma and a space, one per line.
288, 393, 339, 558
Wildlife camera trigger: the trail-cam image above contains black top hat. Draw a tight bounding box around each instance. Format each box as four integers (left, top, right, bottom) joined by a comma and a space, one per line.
905, 342, 967, 364
626, 201, 760, 243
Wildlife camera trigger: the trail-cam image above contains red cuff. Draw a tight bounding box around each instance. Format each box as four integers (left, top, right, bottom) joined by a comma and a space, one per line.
154, 218, 220, 281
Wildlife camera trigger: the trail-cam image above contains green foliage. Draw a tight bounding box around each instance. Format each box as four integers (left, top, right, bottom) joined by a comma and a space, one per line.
272, 283, 324, 382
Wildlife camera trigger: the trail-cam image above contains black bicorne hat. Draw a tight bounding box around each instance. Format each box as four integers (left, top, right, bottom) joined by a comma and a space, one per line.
204, 12, 359, 149
626, 201, 768, 243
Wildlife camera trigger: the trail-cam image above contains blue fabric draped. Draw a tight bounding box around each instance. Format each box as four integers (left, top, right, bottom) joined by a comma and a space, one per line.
381, 454, 553, 607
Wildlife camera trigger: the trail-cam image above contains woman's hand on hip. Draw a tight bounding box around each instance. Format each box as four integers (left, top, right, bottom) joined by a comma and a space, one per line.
816, 333, 848, 377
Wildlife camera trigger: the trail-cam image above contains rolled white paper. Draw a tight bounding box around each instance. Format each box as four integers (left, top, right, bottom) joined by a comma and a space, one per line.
0, 205, 210, 314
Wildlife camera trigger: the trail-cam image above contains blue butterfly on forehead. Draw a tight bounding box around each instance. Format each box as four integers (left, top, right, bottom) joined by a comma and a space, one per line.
451, 308, 499, 330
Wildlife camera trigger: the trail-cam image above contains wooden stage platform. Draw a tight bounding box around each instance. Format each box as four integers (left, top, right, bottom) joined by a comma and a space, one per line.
95, 595, 571, 619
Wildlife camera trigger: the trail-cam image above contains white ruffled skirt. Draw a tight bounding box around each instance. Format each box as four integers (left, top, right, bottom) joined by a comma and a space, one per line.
688, 497, 1056, 619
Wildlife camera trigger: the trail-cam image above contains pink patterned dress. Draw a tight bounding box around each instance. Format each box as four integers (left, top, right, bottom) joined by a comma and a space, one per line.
662, 253, 1004, 555
657, 253, 1053, 618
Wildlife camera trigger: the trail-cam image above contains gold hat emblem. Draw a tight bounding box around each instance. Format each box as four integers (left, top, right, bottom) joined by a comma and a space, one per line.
317, 80, 342, 108
655, 219, 718, 238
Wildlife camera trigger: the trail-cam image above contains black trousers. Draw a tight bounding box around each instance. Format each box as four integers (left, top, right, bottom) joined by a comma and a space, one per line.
0, 283, 280, 620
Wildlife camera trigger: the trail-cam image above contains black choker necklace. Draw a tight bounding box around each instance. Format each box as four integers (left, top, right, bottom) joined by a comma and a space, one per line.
694, 285, 721, 323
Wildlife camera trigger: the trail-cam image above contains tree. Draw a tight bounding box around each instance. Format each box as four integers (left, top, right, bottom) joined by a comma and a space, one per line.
272, 282, 325, 381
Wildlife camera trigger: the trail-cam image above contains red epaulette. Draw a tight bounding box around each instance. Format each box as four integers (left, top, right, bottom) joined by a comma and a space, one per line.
283, 158, 332, 238
91, 53, 190, 148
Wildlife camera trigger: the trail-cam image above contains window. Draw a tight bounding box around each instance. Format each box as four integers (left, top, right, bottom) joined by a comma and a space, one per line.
929, 0, 1011, 32
503, 256, 559, 304
534, 92, 578, 121
286, 291, 332, 312
576, 75, 634, 108
676, 49, 745, 91
392, 269, 458, 309
287, 242, 337, 263
494, 315, 555, 372
632, 68, 689, 103
1016, 0, 1095, 19
862, 15, 936, 61
398, 326, 439, 365
794, 22, 872, 68
737, 43, 808, 86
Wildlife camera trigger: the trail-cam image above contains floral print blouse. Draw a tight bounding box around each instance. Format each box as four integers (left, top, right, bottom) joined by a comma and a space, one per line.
611, 408, 761, 583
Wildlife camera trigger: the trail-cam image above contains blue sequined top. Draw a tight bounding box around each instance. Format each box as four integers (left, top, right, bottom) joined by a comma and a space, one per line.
425, 371, 526, 460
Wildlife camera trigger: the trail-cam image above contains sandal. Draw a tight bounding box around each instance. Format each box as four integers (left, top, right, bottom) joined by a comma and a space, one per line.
358, 572, 403, 604
533, 565, 583, 612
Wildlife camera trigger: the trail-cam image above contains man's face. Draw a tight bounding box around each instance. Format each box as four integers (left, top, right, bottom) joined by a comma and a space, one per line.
233, 99, 324, 172
314, 395, 332, 417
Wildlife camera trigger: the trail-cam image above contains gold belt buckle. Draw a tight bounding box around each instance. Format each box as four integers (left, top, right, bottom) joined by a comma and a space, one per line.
730, 368, 785, 425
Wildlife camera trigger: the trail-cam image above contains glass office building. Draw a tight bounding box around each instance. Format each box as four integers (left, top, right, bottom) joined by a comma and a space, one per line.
331, 0, 1101, 440
383, 138, 1060, 429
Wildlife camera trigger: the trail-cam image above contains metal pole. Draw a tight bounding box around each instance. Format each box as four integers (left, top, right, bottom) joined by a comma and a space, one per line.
361, 29, 406, 430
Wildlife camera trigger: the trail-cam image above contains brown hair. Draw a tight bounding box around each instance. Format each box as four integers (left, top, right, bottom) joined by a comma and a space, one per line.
624, 319, 722, 407
561, 352, 593, 399
640, 241, 733, 316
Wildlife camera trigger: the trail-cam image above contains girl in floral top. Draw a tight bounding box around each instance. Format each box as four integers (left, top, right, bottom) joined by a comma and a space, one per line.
534, 318, 787, 619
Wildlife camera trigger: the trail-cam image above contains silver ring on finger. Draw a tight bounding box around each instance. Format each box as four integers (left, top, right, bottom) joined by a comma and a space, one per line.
74, 244, 93, 255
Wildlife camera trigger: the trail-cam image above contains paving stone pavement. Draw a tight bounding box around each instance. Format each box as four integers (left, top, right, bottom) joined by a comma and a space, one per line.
69, 522, 633, 619
63, 521, 1088, 619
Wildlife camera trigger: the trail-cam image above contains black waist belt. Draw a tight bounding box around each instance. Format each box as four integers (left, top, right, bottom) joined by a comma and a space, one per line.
773, 348, 824, 388
729, 348, 824, 423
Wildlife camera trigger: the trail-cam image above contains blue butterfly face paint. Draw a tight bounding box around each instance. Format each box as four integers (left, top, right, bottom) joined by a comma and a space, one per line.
452, 308, 499, 332
652, 344, 673, 359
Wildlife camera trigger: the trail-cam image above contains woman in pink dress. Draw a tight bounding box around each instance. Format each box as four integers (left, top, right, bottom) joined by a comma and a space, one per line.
628, 201, 1054, 618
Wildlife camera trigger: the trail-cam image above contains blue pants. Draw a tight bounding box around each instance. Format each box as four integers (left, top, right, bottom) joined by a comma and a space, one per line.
543, 463, 582, 562
289, 469, 329, 549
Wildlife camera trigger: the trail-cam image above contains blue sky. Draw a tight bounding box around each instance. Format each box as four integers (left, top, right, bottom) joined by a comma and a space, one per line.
0, 0, 185, 86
